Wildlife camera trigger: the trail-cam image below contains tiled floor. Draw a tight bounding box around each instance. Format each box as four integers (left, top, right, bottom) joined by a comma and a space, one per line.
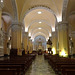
25, 54, 56, 75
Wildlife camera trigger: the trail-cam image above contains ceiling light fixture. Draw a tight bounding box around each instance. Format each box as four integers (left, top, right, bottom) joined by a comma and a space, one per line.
52, 28, 55, 32
38, 28, 42, 30
49, 33, 52, 37
1, 0, 3, 2
39, 22, 42, 24
37, 11, 42, 14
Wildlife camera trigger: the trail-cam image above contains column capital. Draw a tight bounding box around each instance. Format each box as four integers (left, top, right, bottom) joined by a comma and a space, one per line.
23, 32, 28, 37
57, 21, 68, 30
58, 21, 68, 25
11, 22, 23, 31
25, 32, 28, 37
52, 32, 57, 37
12, 22, 23, 26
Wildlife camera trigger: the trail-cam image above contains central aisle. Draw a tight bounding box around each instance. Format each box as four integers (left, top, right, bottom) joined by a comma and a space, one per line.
25, 55, 56, 75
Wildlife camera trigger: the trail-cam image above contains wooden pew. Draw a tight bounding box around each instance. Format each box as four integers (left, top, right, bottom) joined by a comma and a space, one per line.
0, 69, 17, 75
45, 54, 75, 75
0, 53, 36, 75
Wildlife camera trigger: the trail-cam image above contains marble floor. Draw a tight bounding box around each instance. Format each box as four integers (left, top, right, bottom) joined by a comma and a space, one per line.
25, 54, 56, 75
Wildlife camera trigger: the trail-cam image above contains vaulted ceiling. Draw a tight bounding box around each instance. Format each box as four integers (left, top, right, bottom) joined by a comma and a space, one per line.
1, 0, 75, 42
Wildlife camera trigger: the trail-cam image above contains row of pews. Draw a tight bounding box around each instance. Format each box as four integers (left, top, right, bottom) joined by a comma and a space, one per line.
44, 54, 75, 75
0, 53, 36, 75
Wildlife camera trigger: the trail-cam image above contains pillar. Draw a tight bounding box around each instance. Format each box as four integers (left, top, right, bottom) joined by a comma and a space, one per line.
71, 31, 75, 56
58, 22, 69, 57
23, 32, 28, 54
30, 40, 32, 53
0, 3, 4, 56
4, 35, 8, 56
11, 23, 22, 56
52, 32, 57, 55
28, 37, 31, 54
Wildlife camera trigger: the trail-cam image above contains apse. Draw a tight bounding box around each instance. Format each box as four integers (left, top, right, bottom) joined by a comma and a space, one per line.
33, 35, 46, 51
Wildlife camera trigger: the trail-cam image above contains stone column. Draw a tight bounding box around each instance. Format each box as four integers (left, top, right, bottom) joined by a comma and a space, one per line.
31, 41, 33, 53
52, 32, 57, 55
28, 37, 31, 54
71, 31, 75, 56
0, 2, 4, 56
33, 41, 35, 51
11, 22, 22, 56
30, 40, 32, 53
58, 22, 69, 57
23, 32, 28, 54
55, 25, 59, 54
3, 34, 8, 56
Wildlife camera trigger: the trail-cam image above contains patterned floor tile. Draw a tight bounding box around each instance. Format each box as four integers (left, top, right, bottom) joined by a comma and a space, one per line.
25, 55, 56, 75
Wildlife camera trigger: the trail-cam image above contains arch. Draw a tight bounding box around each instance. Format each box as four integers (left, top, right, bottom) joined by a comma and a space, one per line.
34, 35, 46, 41
28, 19, 52, 31
21, 6, 57, 22
32, 32, 48, 40
29, 26, 51, 36
31, 28, 49, 37
34, 35, 46, 43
